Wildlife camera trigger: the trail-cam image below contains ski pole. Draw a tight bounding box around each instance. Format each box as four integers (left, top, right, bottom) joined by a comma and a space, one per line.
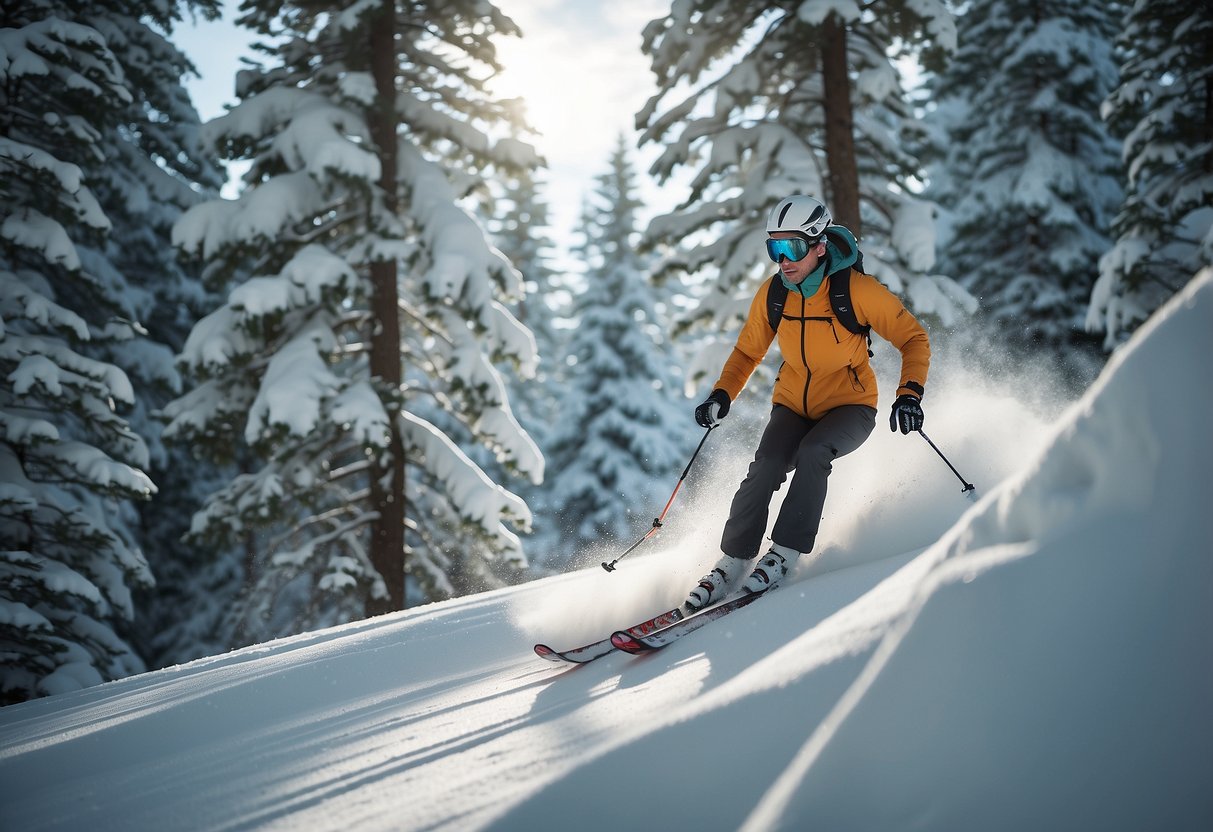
602, 424, 717, 572
917, 429, 978, 501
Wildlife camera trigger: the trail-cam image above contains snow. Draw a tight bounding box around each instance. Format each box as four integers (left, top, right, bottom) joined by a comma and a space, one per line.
1, 210, 82, 270
330, 381, 390, 447
268, 102, 380, 182
0, 334, 136, 407
37, 439, 152, 496
1, 272, 1210, 829
174, 304, 255, 372
0, 551, 104, 609
890, 198, 938, 272
229, 246, 356, 317
245, 328, 339, 443
397, 410, 531, 551
0, 138, 83, 192
173, 173, 328, 258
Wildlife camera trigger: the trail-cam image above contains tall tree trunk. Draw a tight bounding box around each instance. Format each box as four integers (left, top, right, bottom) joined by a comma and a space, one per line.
366, 4, 406, 615
821, 13, 861, 236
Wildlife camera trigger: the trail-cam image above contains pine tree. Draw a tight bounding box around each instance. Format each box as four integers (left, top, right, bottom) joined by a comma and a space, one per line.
164, 0, 543, 642
637, 0, 972, 368
0, 6, 163, 701
492, 168, 565, 447
488, 168, 572, 564
1088, 0, 1213, 348
62, 1, 231, 670
541, 139, 691, 567
929, 0, 1123, 350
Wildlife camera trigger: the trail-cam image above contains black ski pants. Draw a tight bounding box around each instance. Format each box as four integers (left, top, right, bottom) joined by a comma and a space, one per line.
720, 403, 876, 559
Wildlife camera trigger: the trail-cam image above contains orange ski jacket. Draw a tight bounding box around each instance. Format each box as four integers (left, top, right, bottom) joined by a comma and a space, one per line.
712, 270, 930, 421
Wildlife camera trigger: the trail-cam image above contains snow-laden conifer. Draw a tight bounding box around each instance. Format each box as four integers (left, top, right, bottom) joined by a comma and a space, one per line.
929, 0, 1123, 350
541, 139, 691, 568
165, 0, 543, 638
492, 168, 565, 449
1, 5, 161, 701
59, 0, 232, 670
1087, 0, 1213, 348
488, 167, 571, 564
637, 0, 972, 376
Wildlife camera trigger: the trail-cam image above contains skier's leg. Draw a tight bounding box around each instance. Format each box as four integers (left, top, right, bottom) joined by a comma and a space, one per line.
768, 404, 877, 558
743, 406, 876, 593
719, 405, 813, 558
686, 406, 811, 612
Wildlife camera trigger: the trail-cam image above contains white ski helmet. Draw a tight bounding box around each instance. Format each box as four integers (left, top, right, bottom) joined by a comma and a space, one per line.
766, 195, 832, 241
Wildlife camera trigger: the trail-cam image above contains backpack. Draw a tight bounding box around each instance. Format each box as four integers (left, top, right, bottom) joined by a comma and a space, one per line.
765, 245, 873, 355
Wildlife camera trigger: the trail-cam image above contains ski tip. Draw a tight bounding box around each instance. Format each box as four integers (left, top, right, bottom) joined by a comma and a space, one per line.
534, 644, 561, 662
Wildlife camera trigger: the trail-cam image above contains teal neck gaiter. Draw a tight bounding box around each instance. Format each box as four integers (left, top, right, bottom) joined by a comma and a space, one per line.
781, 259, 828, 298
778, 225, 859, 298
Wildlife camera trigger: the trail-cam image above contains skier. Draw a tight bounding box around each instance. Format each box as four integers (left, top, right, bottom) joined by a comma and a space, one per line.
686, 194, 930, 612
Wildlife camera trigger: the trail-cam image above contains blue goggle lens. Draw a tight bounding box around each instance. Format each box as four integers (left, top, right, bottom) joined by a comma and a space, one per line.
766, 237, 813, 262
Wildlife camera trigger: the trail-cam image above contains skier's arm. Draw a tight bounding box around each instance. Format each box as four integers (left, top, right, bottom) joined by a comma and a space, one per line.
712, 278, 778, 401
854, 273, 930, 397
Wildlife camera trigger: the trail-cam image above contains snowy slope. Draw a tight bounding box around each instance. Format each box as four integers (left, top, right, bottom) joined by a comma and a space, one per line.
2, 272, 1211, 831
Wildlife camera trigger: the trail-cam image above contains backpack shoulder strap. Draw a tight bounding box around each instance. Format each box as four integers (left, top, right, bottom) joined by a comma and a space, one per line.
820, 227, 868, 339
766, 275, 789, 332
828, 269, 874, 355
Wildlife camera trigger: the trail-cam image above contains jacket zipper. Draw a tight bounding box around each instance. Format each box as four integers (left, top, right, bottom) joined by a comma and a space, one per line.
799, 316, 839, 416
800, 315, 811, 415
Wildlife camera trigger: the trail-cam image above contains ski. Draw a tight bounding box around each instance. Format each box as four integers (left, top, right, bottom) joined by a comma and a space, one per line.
534, 605, 687, 664
610, 587, 772, 653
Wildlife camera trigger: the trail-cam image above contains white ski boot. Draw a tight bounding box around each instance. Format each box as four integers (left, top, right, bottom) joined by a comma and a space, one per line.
684, 553, 746, 612
742, 544, 800, 594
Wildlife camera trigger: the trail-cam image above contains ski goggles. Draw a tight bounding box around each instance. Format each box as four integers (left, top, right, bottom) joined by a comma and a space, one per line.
765, 236, 819, 263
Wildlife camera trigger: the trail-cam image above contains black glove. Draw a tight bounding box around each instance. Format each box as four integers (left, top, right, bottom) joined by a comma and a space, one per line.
889, 394, 924, 434
694, 389, 731, 428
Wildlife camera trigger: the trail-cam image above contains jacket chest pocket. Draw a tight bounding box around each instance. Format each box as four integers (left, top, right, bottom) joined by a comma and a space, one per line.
781, 316, 850, 373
